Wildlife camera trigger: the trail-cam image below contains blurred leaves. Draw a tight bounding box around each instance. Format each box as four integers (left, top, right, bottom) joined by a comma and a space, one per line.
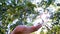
38, 0, 54, 8
0, 0, 37, 34
0, 0, 60, 34
52, 9, 60, 25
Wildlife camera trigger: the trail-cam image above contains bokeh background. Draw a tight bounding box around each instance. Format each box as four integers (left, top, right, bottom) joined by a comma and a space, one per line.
0, 0, 60, 34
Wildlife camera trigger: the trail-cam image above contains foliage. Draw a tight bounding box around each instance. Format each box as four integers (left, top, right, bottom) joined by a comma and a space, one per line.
37, 0, 60, 34
0, 0, 37, 34
52, 9, 60, 25
38, 0, 54, 8
0, 0, 60, 34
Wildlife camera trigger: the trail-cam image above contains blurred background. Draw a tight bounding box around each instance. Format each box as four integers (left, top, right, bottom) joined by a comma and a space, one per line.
0, 0, 60, 34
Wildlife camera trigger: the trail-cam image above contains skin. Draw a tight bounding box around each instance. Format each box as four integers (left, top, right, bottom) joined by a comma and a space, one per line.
11, 23, 42, 34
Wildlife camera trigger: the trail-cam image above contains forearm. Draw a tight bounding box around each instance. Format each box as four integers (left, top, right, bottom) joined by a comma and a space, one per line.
31, 24, 42, 32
